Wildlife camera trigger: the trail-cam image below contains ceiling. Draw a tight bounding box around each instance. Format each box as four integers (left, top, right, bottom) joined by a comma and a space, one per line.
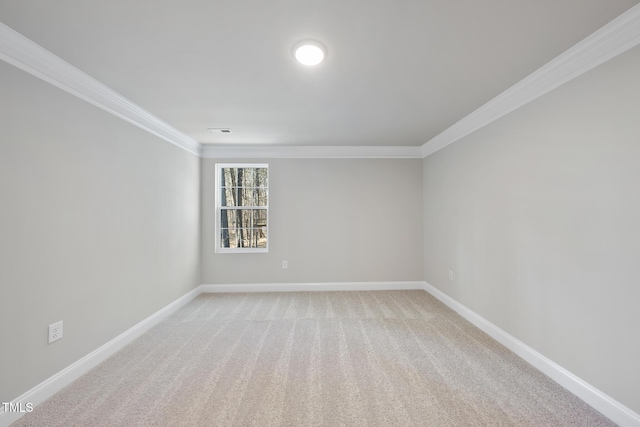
1, 0, 638, 148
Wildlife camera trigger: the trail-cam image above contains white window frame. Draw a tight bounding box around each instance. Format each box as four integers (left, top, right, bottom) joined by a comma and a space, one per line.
215, 163, 269, 253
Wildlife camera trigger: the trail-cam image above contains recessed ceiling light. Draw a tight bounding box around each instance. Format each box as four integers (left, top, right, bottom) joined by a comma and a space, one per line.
293, 40, 326, 66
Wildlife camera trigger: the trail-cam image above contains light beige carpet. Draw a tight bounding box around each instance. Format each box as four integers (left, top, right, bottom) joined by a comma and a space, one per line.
13, 291, 614, 426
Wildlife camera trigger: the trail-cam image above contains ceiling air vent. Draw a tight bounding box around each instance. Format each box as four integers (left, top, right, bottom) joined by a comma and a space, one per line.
208, 128, 232, 133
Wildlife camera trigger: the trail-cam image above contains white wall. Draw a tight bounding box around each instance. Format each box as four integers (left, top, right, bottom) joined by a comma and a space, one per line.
423, 45, 640, 413
202, 158, 423, 284
0, 61, 201, 403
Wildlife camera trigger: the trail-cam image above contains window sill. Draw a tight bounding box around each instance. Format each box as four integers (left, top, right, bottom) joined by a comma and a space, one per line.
215, 248, 269, 254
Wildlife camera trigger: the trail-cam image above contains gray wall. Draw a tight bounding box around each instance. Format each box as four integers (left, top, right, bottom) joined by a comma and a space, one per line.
3, 24, 638, 417
202, 158, 423, 284
423, 45, 640, 413
0, 61, 201, 403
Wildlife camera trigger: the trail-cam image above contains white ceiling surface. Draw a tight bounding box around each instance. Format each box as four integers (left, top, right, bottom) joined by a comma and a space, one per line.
0, 0, 638, 147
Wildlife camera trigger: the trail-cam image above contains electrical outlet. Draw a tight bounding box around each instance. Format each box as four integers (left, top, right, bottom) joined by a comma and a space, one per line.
448, 270, 454, 281
282, 260, 288, 269
48, 321, 63, 344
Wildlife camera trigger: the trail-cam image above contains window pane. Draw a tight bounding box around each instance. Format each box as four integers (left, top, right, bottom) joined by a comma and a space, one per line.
219, 228, 269, 249
253, 187, 268, 207
221, 227, 253, 248
237, 187, 266, 207
254, 228, 267, 248
220, 228, 234, 248
240, 187, 254, 207
221, 208, 239, 229
255, 168, 268, 187
242, 210, 251, 228
252, 209, 267, 227
244, 168, 257, 187
225, 228, 248, 248
221, 168, 237, 188
221, 186, 238, 207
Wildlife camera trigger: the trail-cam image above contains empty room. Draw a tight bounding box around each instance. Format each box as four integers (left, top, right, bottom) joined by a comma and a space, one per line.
1, 1, 639, 426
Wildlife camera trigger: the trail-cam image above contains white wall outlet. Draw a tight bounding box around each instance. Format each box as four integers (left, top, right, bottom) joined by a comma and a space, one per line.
282, 260, 288, 269
448, 270, 454, 281
48, 321, 63, 344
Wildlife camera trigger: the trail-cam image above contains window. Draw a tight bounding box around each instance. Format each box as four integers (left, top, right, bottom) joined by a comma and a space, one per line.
215, 164, 268, 253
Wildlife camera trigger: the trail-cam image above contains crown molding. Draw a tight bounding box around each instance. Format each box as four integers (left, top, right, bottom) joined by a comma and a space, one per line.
420, 3, 640, 158
4, 2, 640, 162
0, 23, 202, 157
0, 23, 416, 160
200, 144, 423, 159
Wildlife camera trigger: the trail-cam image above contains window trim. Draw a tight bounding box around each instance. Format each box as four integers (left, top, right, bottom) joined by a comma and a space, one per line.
215, 163, 269, 253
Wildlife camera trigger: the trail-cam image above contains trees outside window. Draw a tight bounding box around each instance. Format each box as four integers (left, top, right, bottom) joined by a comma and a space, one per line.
216, 164, 268, 252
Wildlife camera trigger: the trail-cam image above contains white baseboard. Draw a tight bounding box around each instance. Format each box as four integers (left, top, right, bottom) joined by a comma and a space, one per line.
200, 281, 426, 293
421, 281, 640, 427
3, 281, 638, 427
0, 286, 203, 427
0, 281, 419, 426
